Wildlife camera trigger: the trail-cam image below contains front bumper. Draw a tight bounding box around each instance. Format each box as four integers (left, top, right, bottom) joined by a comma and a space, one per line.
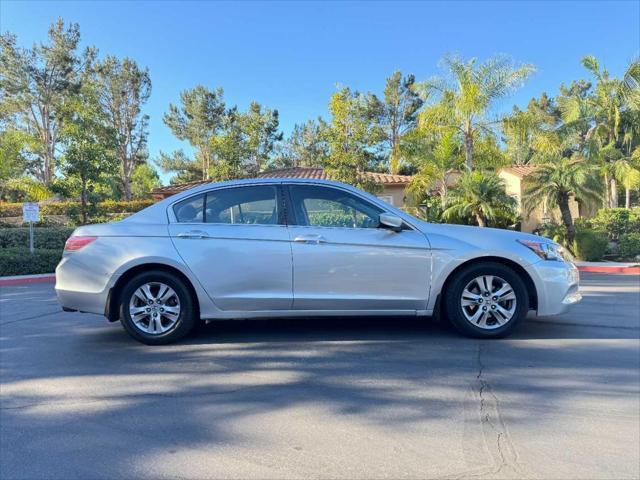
531, 260, 581, 316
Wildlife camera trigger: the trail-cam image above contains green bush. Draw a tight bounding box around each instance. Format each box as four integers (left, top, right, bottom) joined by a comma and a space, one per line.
308, 211, 360, 228
95, 199, 154, 214
618, 233, 640, 260
588, 208, 640, 241
572, 229, 608, 261
0, 227, 74, 250
537, 223, 569, 246
0, 199, 153, 219
0, 247, 62, 276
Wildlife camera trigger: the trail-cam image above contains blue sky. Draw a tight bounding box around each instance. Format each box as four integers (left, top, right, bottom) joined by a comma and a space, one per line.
1, 0, 639, 182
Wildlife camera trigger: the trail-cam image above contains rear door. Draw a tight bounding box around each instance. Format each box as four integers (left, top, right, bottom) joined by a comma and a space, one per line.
285, 184, 431, 311
168, 184, 292, 311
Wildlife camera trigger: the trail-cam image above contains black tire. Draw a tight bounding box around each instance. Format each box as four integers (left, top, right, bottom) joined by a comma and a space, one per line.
119, 270, 197, 345
442, 262, 529, 339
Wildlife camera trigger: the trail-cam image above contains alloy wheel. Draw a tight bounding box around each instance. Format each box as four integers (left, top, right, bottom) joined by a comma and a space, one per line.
128, 282, 181, 334
460, 275, 517, 330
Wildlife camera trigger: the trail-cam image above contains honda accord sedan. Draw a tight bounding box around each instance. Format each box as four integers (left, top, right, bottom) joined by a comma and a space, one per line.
56, 178, 581, 344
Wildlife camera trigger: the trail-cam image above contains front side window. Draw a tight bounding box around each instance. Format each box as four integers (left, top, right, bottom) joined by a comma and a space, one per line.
289, 185, 383, 228
205, 185, 278, 225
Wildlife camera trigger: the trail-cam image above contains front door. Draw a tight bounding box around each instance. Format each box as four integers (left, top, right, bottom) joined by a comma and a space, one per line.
169, 184, 292, 311
286, 184, 431, 311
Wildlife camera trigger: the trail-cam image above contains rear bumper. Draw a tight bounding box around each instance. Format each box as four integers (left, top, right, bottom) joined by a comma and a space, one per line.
532, 260, 581, 316
55, 253, 114, 316
55, 286, 110, 315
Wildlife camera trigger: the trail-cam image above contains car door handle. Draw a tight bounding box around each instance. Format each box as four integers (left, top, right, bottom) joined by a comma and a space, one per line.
293, 234, 327, 244
177, 230, 210, 239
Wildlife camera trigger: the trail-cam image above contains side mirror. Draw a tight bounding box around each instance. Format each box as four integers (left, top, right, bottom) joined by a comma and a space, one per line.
378, 213, 403, 232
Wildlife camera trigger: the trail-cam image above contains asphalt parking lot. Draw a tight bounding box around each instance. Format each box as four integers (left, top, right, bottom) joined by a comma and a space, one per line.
1, 273, 639, 480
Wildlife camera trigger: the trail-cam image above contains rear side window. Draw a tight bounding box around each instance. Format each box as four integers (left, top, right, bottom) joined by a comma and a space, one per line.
173, 195, 204, 223
205, 185, 278, 225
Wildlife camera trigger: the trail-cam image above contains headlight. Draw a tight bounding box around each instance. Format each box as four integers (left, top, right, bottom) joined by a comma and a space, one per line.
517, 239, 573, 262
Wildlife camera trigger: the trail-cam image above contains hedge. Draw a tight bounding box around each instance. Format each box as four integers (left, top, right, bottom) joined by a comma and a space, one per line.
0, 199, 154, 218
619, 233, 640, 260
587, 208, 640, 241
0, 227, 74, 250
0, 247, 62, 276
572, 229, 608, 261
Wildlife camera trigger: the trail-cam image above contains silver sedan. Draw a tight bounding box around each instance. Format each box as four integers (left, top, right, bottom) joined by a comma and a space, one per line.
56, 178, 581, 344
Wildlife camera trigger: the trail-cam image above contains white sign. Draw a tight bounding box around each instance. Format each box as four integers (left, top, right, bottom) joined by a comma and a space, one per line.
22, 202, 39, 223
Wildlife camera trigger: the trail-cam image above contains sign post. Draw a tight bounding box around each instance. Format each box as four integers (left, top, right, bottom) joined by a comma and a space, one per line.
22, 203, 39, 254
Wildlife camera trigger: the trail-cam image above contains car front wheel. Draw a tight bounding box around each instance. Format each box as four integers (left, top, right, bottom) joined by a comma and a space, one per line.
119, 270, 197, 345
443, 262, 529, 338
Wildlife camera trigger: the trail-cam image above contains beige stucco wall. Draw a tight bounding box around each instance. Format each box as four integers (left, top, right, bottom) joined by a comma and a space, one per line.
376, 185, 407, 208
499, 170, 581, 232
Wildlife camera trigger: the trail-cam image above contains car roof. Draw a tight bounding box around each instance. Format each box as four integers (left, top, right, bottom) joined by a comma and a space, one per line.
172, 177, 359, 197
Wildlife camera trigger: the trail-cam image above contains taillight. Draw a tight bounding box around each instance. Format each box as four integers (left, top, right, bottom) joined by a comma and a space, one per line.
64, 236, 97, 252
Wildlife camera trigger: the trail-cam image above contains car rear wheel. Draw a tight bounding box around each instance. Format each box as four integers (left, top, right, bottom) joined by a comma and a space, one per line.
119, 270, 197, 345
443, 262, 529, 338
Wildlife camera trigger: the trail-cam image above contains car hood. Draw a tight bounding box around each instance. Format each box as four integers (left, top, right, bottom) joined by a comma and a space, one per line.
416, 221, 545, 244
412, 220, 552, 265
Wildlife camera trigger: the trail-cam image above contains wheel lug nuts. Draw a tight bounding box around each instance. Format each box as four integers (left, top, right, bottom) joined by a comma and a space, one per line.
146, 308, 151, 312
491, 305, 496, 309
482, 306, 487, 311
492, 297, 497, 301
160, 308, 164, 312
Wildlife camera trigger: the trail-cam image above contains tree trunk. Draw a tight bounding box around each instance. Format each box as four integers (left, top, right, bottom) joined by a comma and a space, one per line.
475, 213, 486, 227
439, 183, 448, 209
603, 172, 610, 208
610, 178, 618, 208
390, 145, 400, 175
122, 157, 132, 201
626, 188, 631, 209
123, 176, 132, 201
80, 176, 88, 225
464, 130, 473, 169
558, 192, 575, 244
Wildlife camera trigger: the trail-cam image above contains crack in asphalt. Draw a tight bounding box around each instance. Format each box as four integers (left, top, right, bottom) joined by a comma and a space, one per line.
474, 342, 529, 479
441, 343, 532, 480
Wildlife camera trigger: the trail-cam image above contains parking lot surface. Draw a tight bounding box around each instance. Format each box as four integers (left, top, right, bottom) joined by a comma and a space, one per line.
1, 273, 639, 479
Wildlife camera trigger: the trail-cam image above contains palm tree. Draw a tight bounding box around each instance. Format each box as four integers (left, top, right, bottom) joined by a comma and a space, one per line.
617, 146, 640, 208
443, 170, 517, 227
406, 129, 463, 208
570, 56, 640, 207
419, 55, 535, 168
599, 142, 640, 209
503, 94, 557, 165
524, 156, 601, 244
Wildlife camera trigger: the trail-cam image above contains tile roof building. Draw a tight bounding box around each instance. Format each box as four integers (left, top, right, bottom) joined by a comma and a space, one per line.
151, 167, 412, 207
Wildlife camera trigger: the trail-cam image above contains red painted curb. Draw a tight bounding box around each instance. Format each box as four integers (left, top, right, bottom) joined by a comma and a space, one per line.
577, 266, 640, 275
0, 275, 56, 287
